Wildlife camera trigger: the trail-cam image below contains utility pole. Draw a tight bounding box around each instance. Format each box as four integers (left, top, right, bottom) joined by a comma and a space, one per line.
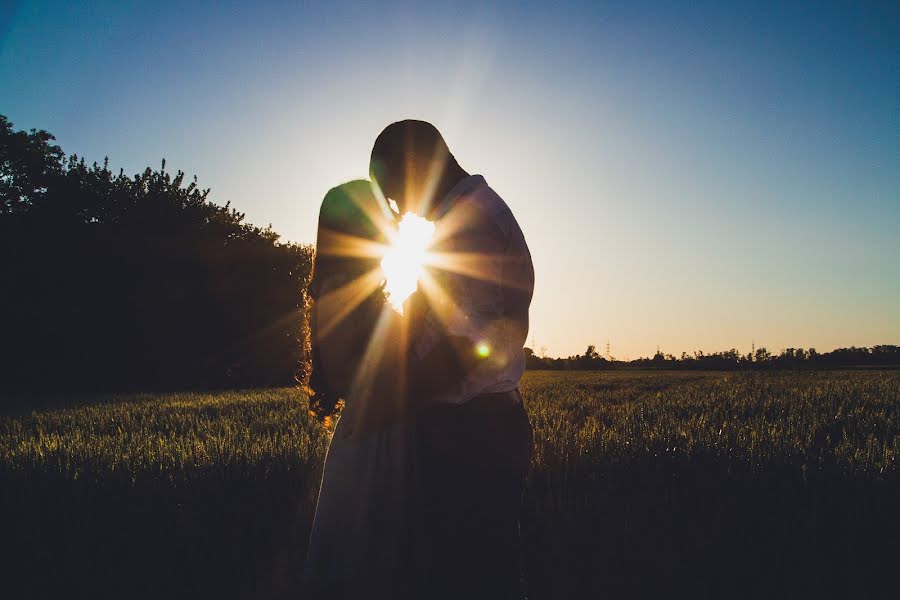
606, 340, 612, 361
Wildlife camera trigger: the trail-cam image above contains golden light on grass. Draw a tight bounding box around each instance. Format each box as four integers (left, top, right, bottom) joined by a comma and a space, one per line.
380, 212, 435, 311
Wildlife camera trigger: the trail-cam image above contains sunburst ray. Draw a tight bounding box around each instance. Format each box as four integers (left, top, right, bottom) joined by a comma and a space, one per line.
425, 250, 532, 291
315, 267, 385, 338
316, 228, 390, 260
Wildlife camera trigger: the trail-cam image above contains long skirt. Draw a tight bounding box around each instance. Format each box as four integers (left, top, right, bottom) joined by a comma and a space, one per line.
302, 402, 426, 600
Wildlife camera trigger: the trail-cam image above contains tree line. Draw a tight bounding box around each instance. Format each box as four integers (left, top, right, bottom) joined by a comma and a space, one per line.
525, 344, 900, 371
1, 115, 313, 391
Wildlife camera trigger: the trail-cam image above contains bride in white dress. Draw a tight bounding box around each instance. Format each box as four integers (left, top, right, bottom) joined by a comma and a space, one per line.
302, 180, 428, 600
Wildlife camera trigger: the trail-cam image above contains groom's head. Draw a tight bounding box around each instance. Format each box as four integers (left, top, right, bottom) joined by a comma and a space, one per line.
370, 120, 462, 217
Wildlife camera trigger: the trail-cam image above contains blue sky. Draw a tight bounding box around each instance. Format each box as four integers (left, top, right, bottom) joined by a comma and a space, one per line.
2, 1, 898, 358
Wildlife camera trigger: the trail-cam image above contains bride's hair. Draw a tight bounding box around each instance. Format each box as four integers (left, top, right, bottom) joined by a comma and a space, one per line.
307, 180, 388, 423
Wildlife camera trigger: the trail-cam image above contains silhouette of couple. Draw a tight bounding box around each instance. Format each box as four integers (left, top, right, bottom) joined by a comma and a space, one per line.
303, 121, 534, 600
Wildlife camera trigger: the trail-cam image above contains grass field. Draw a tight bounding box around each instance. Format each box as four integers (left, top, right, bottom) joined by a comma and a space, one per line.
2, 370, 898, 599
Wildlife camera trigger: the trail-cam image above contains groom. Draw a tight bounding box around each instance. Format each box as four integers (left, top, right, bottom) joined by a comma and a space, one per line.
370, 120, 535, 599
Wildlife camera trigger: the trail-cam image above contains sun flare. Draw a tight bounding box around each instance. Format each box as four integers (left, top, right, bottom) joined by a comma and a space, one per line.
381, 213, 435, 311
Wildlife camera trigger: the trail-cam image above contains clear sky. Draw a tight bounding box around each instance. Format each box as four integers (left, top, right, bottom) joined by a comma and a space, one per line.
2, 1, 898, 358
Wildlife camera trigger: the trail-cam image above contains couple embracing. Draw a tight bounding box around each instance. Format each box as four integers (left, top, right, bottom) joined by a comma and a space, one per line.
303, 120, 535, 600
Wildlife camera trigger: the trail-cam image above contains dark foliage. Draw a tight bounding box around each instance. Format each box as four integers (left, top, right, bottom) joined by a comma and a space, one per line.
0, 116, 313, 391
526, 344, 900, 371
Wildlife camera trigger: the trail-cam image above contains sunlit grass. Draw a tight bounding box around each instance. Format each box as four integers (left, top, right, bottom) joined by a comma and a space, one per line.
1, 371, 896, 481
0, 389, 329, 478
522, 370, 898, 484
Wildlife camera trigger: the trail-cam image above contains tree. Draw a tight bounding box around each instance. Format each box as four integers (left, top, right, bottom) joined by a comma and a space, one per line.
0, 115, 314, 392
0, 115, 65, 215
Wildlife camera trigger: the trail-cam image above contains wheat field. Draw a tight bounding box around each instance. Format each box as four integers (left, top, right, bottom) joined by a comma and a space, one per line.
1, 370, 897, 599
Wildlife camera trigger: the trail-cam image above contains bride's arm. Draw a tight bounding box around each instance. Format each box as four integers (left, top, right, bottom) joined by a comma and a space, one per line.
313, 274, 364, 399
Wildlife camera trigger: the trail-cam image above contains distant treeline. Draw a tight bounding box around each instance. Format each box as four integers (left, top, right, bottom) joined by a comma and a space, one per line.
525, 344, 900, 371
1, 116, 313, 391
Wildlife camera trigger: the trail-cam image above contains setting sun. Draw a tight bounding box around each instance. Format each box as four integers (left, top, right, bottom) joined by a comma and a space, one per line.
380, 212, 435, 311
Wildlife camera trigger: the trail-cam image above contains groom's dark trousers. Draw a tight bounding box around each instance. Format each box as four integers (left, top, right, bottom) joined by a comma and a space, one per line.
416, 389, 533, 600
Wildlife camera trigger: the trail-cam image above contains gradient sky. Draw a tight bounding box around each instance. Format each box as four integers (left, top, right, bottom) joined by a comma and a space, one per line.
2, 1, 898, 358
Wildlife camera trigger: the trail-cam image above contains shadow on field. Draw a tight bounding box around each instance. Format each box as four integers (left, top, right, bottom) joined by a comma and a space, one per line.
2, 459, 896, 599
2, 467, 318, 599
522, 457, 897, 600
